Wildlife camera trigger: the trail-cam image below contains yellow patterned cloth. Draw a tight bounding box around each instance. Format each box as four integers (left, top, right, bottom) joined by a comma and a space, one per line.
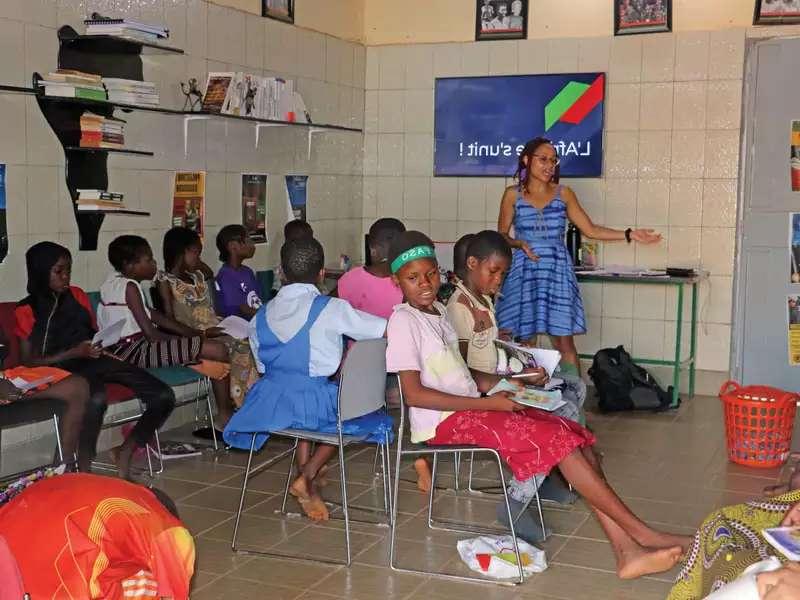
667, 490, 800, 600
159, 270, 258, 406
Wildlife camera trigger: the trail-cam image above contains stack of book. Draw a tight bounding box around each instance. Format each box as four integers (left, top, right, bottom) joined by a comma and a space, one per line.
39, 69, 106, 101
79, 112, 125, 149
84, 16, 169, 43
103, 78, 159, 107
75, 189, 126, 212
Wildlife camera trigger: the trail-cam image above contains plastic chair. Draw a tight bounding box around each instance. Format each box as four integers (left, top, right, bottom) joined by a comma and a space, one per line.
388, 376, 545, 586
231, 338, 393, 566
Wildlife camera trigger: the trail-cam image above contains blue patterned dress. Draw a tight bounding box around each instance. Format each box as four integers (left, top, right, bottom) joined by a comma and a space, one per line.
496, 187, 586, 339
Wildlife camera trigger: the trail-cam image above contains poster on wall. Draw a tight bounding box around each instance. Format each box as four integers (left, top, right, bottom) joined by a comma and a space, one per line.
755, 0, 800, 25
789, 295, 800, 365
285, 175, 308, 222
434, 73, 605, 177
475, 0, 528, 41
791, 213, 800, 283
171, 171, 206, 238
614, 0, 672, 35
241, 174, 268, 244
0, 164, 6, 264
791, 121, 800, 191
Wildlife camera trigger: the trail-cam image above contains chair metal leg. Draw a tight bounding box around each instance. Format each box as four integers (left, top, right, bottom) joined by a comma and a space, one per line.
389, 423, 404, 572
373, 444, 381, 474
206, 378, 219, 451
232, 434, 257, 551
453, 452, 461, 490
338, 435, 352, 566
427, 453, 438, 528
494, 450, 525, 584
467, 450, 476, 492
382, 434, 393, 521
280, 441, 299, 514
52, 415, 63, 463
152, 429, 164, 475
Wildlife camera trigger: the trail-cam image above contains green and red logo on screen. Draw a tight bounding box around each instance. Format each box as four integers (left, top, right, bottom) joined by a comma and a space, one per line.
544, 74, 605, 132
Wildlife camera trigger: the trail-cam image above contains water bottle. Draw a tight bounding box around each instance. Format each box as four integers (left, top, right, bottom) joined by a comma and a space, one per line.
566, 223, 582, 266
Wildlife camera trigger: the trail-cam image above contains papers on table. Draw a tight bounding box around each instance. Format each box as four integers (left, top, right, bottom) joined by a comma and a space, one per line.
92, 318, 126, 348
217, 315, 250, 340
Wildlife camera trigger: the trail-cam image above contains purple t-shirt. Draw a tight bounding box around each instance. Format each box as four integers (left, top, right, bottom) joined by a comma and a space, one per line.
215, 264, 262, 318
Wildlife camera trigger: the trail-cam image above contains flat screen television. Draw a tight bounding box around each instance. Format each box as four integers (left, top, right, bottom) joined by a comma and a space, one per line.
433, 73, 605, 178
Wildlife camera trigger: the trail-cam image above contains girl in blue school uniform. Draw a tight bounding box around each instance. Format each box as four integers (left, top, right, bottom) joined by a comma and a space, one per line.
223, 236, 389, 522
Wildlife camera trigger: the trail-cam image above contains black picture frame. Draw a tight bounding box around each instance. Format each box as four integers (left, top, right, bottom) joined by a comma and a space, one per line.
475, 0, 528, 42
262, 0, 294, 24
614, 0, 672, 36
754, 0, 800, 25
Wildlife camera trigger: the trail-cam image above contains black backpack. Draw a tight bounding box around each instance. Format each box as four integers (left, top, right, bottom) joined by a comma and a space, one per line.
588, 345, 677, 413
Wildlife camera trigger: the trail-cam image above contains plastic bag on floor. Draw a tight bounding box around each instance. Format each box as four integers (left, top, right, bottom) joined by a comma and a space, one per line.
456, 535, 547, 579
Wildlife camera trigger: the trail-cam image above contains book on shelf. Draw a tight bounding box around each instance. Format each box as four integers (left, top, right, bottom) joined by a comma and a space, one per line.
84, 16, 169, 39
40, 81, 107, 101
76, 189, 124, 201
76, 202, 130, 211
79, 111, 126, 149
102, 78, 159, 107
46, 69, 103, 85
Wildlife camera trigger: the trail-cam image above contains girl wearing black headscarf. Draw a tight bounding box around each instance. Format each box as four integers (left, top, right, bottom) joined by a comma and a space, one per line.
14, 242, 176, 479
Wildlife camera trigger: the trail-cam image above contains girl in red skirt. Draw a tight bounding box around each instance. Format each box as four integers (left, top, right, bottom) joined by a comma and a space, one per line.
385, 231, 691, 580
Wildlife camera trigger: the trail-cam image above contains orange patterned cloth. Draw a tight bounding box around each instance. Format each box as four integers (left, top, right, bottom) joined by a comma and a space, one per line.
0, 473, 195, 599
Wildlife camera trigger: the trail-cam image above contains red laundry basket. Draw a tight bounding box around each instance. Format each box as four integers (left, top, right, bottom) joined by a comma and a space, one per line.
720, 380, 799, 468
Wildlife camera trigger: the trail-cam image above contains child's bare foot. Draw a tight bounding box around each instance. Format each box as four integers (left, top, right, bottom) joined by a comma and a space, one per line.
289, 475, 329, 521
617, 545, 682, 580
414, 458, 432, 493
314, 464, 331, 488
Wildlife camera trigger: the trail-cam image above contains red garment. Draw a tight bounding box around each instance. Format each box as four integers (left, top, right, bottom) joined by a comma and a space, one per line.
13, 285, 96, 339
0, 473, 195, 599
428, 408, 596, 481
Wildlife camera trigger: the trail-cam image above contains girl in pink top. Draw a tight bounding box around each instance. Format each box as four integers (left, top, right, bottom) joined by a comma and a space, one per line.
385, 231, 691, 580
335, 218, 405, 319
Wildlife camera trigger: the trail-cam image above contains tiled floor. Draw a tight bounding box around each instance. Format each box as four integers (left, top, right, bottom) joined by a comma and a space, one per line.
21, 394, 796, 599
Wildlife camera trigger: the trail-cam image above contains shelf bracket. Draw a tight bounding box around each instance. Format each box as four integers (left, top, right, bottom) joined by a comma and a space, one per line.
307, 127, 325, 160
254, 122, 286, 148
183, 114, 211, 157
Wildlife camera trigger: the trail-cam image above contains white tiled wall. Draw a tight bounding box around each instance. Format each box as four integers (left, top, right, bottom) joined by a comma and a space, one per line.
363, 28, 748, 375
0, 0, 366, 305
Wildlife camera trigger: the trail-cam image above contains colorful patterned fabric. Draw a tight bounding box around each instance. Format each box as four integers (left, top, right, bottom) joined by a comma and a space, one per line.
496, 191, 586, 339
667, 490, 800, 600
0, 473, 195, 599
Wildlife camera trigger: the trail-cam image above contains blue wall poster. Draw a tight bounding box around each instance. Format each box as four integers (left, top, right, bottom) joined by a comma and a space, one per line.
0, 164, 7, 263
285, 175, 308, 222
434, 73, 605, 177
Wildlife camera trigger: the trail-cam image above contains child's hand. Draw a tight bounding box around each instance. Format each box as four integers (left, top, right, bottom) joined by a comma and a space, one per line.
520, 367, 548, 386
203, 327, 225, 338
487, 391, 525, 412
518, 241, 539, 261
70, 340, 102, 359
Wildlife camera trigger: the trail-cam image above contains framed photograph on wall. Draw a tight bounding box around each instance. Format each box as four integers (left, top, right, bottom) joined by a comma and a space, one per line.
475, 0, 528, 41
754, 0, 800, 25
263, 0, 293, 23
614, 0, 672, 35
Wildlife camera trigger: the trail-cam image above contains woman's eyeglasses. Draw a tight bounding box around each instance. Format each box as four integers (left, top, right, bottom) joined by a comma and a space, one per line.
533, 154, 560, 166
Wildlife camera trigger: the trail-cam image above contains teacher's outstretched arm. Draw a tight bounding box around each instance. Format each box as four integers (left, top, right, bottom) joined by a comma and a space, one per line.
497, 186, 539, 261
562, 186, 662, 245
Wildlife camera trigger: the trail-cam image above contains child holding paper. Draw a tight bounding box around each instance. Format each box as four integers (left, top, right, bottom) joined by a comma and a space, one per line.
387, 231, 690, 579
16, 241, 176, 478
157, 227, 258, 412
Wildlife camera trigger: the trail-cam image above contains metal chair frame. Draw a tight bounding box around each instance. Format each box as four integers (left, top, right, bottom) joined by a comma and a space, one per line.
388, 378, 545, 586
231, 338, 393, 566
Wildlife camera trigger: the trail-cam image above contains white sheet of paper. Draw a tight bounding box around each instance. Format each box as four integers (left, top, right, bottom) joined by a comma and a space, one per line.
91, 318, 126, 348
495, 340, 562, 377
10, 376, 54, 391
218, 315, 250, 340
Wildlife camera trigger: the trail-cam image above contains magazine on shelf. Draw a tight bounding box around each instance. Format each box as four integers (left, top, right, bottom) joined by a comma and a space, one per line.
202, 72, 234, 113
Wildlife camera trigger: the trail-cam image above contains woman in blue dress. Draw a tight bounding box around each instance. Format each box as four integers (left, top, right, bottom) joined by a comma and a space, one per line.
496, 137, 661, 370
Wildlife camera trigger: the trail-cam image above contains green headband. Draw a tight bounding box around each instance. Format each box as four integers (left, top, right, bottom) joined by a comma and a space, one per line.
390, 245, 436, 273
